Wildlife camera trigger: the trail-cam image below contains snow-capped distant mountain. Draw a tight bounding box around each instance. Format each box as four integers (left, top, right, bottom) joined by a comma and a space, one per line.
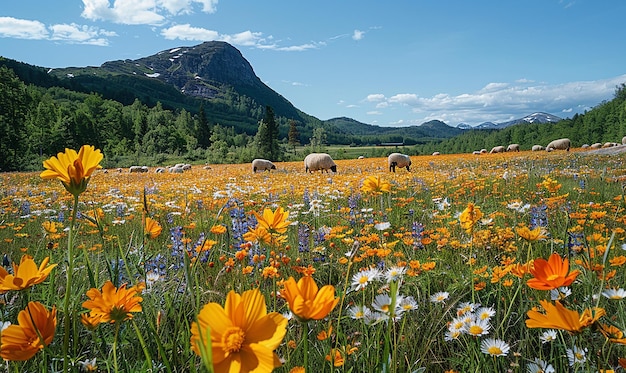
457, 112, 562, 129
497, 112, 562, 127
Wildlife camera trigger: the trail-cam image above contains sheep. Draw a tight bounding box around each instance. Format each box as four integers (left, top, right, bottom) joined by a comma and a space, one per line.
304, 153, 337, 173
581, 144, 590, 149
182, 164, 192, 171
472, 150, 481, 155
480, 149, 488, 154
168, 166, 184, 173
129, 166, 148, 173
590, 143, 602, 149
252, 159, 276, 172
358, 155, 365, 159
546, 138, 571, 152
155, 167, 165, 173
432, 151, 440, 156
387, 153, 411, 172
623, 136, 626, 145
531, 145, 545, 151
490, 146, 505, 154
602, 142, 618, 148
506, 144, 520, 152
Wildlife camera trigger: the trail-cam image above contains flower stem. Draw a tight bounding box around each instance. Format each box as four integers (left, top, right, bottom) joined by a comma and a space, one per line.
113, 322, 121, 373
62, 194, 79, 373
303, 321, 309, 372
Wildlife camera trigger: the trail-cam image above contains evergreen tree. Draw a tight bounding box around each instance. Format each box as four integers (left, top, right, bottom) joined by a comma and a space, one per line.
0, 66, 30, 170
254, 106, 283, 160
287, 119, 300, 154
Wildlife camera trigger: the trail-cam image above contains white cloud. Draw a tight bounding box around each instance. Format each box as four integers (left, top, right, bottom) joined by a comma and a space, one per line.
50, 23, 115, 46
0, 17, 115, 45
81, 0, 217, 24
352, 29, 365, 41
365, 74, 626, 126
0, 17, 48, 39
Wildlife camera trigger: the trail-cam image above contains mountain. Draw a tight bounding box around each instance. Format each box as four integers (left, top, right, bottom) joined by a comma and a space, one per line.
459, 112, 562, 130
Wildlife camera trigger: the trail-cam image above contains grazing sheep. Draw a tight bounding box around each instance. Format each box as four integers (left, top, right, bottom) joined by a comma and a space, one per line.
387, 153, 411, 172
531, 145, 545, 151
304, 153, 337, 173
182, 164, 192, 171
203, 165, 212, 170
490, 146, 505, 154
546, 138, 571, 152
252, 159, 276, 172
602, 142, 618, 148
472, 150, 481, 155
480, 149, 488, 154
581, 144, 590, 149
155, 167, 165, 173
506, 144, 520, 152
590, 142, 602, 149
129, 166, 148, 173
358, 155, 365, 159
623, 136, 626, 145
432, 151, 441, 156
168, 166, 184, 173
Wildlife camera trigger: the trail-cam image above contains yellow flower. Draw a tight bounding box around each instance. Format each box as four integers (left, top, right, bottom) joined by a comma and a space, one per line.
40, 145, 103, 196
459, 203, 483, 234
190, 288, 287, 373
42, 221, 58, 234
82, 281, 144, 324
144, 217, 162, 239
252, 207, 290, 235
282, 276, 339, 322
0, 301, 57, 361
516, 226, 548, 241
0, 255, 57, 293
361, 175, 391, 195
243, 226, 272, 244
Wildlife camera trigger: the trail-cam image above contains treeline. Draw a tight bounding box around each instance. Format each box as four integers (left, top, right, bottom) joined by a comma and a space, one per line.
415, 84, 626, 155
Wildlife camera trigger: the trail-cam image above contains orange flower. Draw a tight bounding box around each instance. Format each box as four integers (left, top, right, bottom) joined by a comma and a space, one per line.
144, 217, 162, 239
527, 253, 580, 290
516, 226, 548, 241
599, 324, 626, 345
0, 255, 57, 293
42, 221, 58, 234
281, 276, 339, 322
459, 203, 483, 234
361, 175, 392, 195
82, 281, 144, 324
526, 299, 604, 333
325, 348, 344, 367
210, 225, 227, 234
190, 288, 287, 373
252, 207, 290, 235
40, 145, 103, 196
0, 302, 57, 361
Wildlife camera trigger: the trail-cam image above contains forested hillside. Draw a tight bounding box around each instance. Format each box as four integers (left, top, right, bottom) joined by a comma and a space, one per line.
415, 84, 626, 155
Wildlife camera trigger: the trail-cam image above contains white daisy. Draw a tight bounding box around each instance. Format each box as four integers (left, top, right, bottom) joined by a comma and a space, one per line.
347, 305, 372, 320
566, 346, 587, 366
374, 222, 391, 231
550, 286, 572, 300
526, 357, 555, 373
602, 287, 626, 300
384, 266, 406, 283
463, 318, 491, 336
480, 338, 510, 357
475, 306, 496, 321
539, 329, 558, 344
398, 296, 419, 312
350, 268, 381, 291
429, 291, 450, 304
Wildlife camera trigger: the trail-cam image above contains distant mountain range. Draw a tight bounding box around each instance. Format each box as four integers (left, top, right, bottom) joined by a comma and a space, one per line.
458, 112, 562, 130
2, 41, 563, 144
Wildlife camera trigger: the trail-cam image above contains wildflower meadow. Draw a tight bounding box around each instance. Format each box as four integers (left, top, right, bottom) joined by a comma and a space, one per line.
1, 146, 626, 372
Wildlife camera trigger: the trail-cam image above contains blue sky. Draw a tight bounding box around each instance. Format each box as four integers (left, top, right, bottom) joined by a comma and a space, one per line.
1, 1, 625, 127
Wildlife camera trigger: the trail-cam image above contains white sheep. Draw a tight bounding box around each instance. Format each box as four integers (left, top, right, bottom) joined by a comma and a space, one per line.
546, 138, 571, 152
252, 159, 277, 172
602, 142, 618, 148
432, 151, 441, 156
472, 150, 481, 155
129, 166, 148, 173
480, 149, 488, 154
506, 144, 520, 152
531, 145, 545, 151
168, 166, 184, 173
490, 146, 505, 153
590, 142, 602, 149
304, 153, 337, 173
623, 136, 626, 145
155, 167, 165, 173
387, 153, 411, 172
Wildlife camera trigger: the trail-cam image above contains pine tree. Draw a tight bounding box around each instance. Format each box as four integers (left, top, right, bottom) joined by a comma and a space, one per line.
254, 106, 283, 160
287, 119, 300, 154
